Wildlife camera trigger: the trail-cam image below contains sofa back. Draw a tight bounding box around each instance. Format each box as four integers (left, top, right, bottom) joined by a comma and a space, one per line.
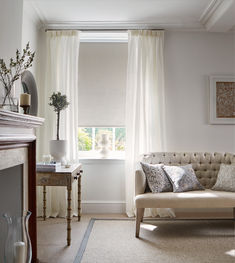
142, 152, 235, 189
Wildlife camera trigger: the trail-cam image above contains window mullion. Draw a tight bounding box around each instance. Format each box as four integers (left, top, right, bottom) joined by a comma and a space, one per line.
92, 127, 95, 151
112, 127, 115, 151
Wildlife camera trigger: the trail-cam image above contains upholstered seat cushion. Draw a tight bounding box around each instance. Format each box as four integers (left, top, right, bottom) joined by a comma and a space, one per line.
135, 189, 235, 208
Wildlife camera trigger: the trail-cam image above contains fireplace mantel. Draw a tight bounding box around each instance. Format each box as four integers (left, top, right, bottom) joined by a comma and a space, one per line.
0, 109, 44, 128
0, 109, 44, 262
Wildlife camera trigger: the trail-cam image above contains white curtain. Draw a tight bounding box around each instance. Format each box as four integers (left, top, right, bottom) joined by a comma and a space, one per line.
37, 30, 80, 217
125, 30, 175, 218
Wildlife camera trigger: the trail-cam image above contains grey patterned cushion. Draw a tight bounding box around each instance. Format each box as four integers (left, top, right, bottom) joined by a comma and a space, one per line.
163, 164, 205, 193
212, 164, 235, 192
140, 162, 173, 193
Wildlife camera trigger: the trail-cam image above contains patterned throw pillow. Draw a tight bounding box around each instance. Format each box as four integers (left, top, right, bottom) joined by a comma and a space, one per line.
163, 164, 205, 193
212, 164, 235, 192
140, 162, 173, 193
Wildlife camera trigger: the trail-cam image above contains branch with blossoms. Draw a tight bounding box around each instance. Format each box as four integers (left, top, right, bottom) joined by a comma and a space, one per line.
0, 42, 35, 105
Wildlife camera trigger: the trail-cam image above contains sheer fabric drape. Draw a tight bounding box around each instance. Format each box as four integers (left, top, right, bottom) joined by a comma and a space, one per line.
125, 30, 175, 218
37, 30, 80, 217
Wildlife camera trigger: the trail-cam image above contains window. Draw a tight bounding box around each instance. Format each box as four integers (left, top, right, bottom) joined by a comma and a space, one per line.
78, 127, 125, 158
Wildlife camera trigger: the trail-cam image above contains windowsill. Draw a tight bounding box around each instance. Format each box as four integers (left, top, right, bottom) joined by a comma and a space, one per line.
78, 151, 125, 161
79, 156, 125, 164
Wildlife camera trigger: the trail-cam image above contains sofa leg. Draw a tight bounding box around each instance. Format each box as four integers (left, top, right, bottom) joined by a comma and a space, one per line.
136, 208, 144, 238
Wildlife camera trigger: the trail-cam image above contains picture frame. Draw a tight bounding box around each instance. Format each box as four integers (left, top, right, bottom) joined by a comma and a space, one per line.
209, 75, 235, 124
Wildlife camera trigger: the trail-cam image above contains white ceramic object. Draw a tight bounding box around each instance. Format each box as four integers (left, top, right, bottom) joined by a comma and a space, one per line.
42, 154, 52, 164
99, 134, 110, 158
50, 140, 67, 163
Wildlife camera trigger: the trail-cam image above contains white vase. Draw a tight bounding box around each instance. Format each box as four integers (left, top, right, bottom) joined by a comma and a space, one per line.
99, 134, 110, 158
50, 140, 67, 163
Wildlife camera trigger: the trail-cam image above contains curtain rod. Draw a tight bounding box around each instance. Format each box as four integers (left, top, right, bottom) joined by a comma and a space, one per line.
44, 28, 164, 32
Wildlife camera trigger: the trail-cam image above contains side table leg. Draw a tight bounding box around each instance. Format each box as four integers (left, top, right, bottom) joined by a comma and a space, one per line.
78, 176, 81, 221
67, 186, 72, 246
43, 186, 46, 221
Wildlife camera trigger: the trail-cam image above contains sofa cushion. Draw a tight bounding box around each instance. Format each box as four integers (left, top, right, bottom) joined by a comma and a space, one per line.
141, 162, 172, 193
212, 164, 235, 192
135, 189, 235, 208
163, 164, 205, 192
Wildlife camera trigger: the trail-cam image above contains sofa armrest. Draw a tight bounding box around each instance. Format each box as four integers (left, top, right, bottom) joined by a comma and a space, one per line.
135, 170, 146, 196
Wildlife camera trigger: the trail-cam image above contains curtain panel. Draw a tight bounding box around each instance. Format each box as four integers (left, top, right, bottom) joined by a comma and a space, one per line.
125, 30, 175, 217
37, 30, 80, 218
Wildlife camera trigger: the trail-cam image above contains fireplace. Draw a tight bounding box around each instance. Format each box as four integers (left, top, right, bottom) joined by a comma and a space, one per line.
0, 164, 23, 258
0, 110, 44, 262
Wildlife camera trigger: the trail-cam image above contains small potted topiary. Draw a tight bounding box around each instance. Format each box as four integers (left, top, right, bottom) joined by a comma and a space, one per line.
49, 92, 69, 163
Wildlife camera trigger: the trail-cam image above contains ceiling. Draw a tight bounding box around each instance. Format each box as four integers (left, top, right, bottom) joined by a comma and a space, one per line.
24, 0, 235, 32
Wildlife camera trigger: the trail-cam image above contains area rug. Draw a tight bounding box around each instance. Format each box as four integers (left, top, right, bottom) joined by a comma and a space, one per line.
74, 218, 235, 263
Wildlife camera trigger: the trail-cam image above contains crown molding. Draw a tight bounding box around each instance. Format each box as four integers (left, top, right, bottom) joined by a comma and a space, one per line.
199, 0, 223, 25
43, 20, 205, 31
29, 1, 47, 28
199, 0, 235, 31
23, 2, 43, 29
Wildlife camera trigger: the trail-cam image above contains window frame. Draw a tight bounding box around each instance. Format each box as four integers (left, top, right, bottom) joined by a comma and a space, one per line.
78, 127, 125, 159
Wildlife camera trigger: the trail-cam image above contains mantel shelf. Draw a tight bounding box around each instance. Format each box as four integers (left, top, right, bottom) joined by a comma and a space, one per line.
0, 109, 44, 128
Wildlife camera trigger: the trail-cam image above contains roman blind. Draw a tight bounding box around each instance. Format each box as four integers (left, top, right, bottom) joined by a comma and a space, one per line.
78, 42, 127, 127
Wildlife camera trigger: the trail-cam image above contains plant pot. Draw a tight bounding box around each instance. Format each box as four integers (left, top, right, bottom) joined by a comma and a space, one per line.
50, 140, 67, 163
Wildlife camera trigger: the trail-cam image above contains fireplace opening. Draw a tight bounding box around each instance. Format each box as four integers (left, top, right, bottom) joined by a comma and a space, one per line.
0, 164, 23, 259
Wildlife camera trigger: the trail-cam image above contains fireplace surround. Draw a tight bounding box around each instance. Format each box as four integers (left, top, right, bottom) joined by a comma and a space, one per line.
0, 109, 44, 262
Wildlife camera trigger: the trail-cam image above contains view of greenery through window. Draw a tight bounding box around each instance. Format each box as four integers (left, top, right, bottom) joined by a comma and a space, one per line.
78, 127, 125, 152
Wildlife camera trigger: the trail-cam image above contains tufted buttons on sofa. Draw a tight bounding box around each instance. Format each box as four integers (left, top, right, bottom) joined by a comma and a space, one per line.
142, 152, 235, 189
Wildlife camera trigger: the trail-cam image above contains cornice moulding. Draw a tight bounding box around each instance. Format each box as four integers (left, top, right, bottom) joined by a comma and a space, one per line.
44, 21, 205, 31
199, 0, 223, 25
200, 0, 235, 31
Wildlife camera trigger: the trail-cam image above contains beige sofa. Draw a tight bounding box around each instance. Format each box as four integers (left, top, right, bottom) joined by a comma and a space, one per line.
135, 152, 235, 237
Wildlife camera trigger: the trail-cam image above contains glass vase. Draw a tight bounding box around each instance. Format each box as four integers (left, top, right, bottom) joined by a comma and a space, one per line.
2, 211, 32, 263
0, 84, 19, 112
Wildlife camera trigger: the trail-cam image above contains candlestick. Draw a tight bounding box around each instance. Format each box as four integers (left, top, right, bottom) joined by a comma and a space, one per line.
20, 93, 31, 106
14, 241, 25, 263
20, 105, 30, 114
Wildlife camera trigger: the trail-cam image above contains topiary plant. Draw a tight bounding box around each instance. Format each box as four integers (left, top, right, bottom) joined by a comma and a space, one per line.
49, 92, 69, 140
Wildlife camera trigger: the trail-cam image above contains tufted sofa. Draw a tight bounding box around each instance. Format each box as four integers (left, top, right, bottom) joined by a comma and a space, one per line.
135, 152, 235, 237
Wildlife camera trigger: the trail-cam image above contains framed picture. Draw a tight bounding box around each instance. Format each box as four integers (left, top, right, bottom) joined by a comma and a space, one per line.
209, 75, 235, 124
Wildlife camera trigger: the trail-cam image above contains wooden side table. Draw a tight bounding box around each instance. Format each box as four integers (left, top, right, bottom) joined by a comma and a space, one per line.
36, 163, 82, 246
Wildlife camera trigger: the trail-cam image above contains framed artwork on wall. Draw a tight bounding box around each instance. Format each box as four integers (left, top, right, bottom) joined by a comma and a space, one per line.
209, 75, 235, 124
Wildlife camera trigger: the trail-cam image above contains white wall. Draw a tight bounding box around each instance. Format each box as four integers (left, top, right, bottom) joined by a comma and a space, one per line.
79, 31, 235, 214
80, 159, 125, 213
0, 0, 23, 60
35, 31, 235, 214
22, 2, 40, 77
164, 31, 235, 153
21, 3, 47, 124
0, 0, 23, 97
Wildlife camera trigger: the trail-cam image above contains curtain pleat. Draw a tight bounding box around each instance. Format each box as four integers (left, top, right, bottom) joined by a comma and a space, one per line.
125, 30, 175, 218
37, 30, 80, 218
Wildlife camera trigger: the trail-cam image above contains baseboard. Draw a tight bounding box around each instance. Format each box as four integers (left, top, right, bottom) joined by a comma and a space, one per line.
82, 201, 126, 214
81, 203, 233, 217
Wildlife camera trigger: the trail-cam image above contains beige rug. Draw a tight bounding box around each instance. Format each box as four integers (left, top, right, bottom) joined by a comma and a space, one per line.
76, 219, 235, 263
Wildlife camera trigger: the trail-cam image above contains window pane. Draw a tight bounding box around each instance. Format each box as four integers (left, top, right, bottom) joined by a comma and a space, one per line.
95, 128, 113, 151
115, 128, 125, 151
78, 128, 92, 151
